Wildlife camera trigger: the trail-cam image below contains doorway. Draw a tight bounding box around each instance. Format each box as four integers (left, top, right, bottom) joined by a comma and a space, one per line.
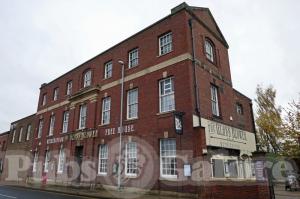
75, 146, 83, 183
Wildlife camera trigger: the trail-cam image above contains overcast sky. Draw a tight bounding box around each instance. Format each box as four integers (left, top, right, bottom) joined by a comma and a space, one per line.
0, 0, 299, 132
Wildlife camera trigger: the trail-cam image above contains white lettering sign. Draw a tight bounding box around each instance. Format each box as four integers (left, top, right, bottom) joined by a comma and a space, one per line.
104, 124, 135, 136
47, 137, 66, 145
69, 130, 98, 141
201, 118, 256, 153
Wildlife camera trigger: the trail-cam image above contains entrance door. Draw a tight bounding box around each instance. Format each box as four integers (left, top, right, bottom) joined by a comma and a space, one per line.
75, 146, 83, 183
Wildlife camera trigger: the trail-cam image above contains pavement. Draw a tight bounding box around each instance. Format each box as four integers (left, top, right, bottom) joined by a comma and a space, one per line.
274, 184, 300, 199
0, 182, 197, 199
4, 182, 298, 199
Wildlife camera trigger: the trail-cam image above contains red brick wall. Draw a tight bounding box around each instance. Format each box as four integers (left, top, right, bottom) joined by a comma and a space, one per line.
3, 115, 35, 182
199, 181, 270, 199
0, 132, 8, 181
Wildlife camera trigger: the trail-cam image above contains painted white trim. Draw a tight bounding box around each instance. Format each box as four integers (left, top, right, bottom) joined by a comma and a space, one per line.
98, 144, 108, 175
159, 32, 172, 56
101, 97, 111, 125
126, 88, 138, 120
125, 142, 138, 177
159, 77, 175, 113
159, 138, 177, 179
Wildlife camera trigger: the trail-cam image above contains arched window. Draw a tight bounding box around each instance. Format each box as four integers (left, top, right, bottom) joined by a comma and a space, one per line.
204, 38, 215, 63
83, 70, 92, 88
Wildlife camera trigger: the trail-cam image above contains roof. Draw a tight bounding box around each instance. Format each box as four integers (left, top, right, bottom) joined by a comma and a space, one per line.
233, 88, 252, 102
10, 113, 36, 125
0, 131, 10, 136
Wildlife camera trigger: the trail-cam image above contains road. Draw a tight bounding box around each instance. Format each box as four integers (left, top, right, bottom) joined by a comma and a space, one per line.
0, 185, 93, 199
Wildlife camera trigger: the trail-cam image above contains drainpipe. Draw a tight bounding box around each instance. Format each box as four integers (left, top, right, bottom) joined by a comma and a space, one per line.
188, 18, 201, 126
250, 102, 259, 151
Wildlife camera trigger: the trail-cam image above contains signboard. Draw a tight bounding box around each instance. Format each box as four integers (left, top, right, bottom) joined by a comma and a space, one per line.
104, 124, 135, 136
69, 130, 98, 141
47, 136, 67, 145
201, 118, 256, 154
255, 160, 265, 181
46, 129, 98, 145
184, 164, 191, 177
174, 112, 184, 135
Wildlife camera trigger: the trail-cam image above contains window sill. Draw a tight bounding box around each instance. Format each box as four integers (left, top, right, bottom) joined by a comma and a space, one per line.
159, 175, 177, 180
156, 110, 175, 117
97, 173, 107, 176
127, 65, 139, 70
98, 123, 110, 127
103, 77, 112, 80
157, 50, 173, 58
125, 174, 138, 178
212, 115, 222, 120
76, 127, 87, 131
83, 85, 92, 89
124, 117, 138, 122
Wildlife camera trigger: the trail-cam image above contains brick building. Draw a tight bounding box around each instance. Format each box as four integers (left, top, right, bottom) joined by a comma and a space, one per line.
4, 114, 35, 183
30, 3, 269, 199
0, 131, 9, 180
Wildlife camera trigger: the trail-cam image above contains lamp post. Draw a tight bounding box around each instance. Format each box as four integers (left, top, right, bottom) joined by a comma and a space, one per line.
117, 60, 125, 190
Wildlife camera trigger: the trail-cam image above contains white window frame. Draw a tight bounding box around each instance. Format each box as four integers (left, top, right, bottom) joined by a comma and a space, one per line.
160, 139, 177, 178
18, 127, 23, 142
79, 104, 87, 129
66, 81, 72, 95
128, 48, 139, 68
211, 155, 241, 179
26, 124, 31, 141
42, 94, 47, 106
127, 89, 138, 119
49, 115, 55, 136
57, 148, 65, 174
44, 150, 50, 173
62, 111, 69, 133
236, 103, 243, 115
159, 77, 175, 113
12, 129, 16, 143
125, 142, 137, 176
83, 70, 92, 88
33, 152, 38, 172
104, 61, 113, 79
101, 97, 111, 125
98, 144, 108, 175
53, 87, 59, 101
159, 32, 172, 55
205, 39, 214, 62
37, 119, 44, 138
211, 85, 220, 116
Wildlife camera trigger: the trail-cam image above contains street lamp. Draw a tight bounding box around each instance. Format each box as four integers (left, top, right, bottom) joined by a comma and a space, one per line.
117, 60, 125, 190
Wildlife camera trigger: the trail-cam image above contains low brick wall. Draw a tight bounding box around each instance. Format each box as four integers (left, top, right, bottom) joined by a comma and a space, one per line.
198, 181, 270, 199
